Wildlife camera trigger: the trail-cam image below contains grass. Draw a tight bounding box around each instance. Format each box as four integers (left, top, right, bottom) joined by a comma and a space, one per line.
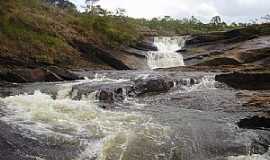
0, 0, 269, 69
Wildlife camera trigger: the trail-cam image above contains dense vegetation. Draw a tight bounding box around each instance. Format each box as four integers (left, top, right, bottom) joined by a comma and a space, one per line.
134, 16, 246, 35
0, 0, 267, 70
0, 0, 141, 69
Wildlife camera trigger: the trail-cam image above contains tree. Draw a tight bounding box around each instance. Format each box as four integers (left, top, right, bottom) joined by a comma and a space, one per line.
190, 16, 201, 24
231, 22, 238, 27
262, 14, 270, 23
85, 0, 100, 14
210, 16, 222, 25
114, 8, 127, 17
46, 0, 77, 11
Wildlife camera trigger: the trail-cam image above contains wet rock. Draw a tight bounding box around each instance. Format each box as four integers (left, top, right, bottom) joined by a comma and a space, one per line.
215, 71, 270, 90
46, 66, 79, 81
96, 90, 114, 103
0, 67, 79, 83
238, 116, 270, 130
176, 49, 187, 53
197, 57, 241, 66
0, 120, 82, 160
0, 68, 61, 83
71, 82, 133, 103
132, 76, 174, 96
237, 115, 270, 154
132, 41, 158, 51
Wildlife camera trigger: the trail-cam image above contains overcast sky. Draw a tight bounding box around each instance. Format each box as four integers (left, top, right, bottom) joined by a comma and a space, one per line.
69, 0, 270, 23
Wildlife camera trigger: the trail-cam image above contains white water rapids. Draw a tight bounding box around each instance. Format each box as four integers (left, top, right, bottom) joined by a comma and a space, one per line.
0, 76, 172, 160
0, 73, 269, 160
147, 37, 185, 69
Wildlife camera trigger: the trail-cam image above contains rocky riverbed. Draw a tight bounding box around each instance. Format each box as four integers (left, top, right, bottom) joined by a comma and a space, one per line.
0, 21, 270, 160
0, 70, 270, 160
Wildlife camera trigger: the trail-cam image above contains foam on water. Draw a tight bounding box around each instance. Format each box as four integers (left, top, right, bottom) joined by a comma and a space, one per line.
181, 75, 216, 92
147, 37, 185, 69
227, 150, 270, 160
0, 76, 172, 159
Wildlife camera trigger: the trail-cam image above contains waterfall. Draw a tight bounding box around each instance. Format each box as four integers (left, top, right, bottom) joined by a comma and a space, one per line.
147, 36, 185, 69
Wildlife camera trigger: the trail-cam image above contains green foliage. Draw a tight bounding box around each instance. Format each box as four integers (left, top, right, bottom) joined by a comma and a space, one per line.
1, 16, 64, 48
90, 16, 140, 47
127, 16, 241, 35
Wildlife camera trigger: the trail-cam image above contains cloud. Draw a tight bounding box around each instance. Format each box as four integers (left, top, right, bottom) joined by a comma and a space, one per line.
70, 0, 270, 23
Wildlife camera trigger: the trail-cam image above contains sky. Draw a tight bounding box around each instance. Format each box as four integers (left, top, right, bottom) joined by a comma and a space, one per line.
69, 0, 270, 23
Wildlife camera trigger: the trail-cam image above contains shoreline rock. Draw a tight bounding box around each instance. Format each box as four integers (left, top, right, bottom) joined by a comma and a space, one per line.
0, 67, 79, 83
216, 71, 270, 90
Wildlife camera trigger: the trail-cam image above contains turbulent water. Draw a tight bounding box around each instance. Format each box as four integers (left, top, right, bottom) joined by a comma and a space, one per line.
0, 71, 269, 160
0, 36, 269, 159
147, 37, 185, 69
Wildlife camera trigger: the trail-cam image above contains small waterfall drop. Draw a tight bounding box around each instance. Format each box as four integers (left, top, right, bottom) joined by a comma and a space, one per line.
147, 36, 185, 69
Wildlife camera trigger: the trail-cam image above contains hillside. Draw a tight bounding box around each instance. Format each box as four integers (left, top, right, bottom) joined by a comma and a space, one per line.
0, 0, 141, 70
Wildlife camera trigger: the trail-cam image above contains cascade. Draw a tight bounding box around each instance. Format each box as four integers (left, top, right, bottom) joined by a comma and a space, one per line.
147, 36, 185, 69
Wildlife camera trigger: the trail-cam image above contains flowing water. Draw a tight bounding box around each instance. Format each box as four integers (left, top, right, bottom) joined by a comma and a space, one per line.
147, 37, 185, 69
0, 36, 270, 159
0, 71, 269, 160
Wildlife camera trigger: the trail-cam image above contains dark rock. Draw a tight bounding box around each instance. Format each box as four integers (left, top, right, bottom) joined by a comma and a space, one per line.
238, 116, 270, 130
197, 57, 241, 66
0, 120, 82, 160
0, 67, 79, 83
71, 82, 133, 103
0, 81, 18, 87
132, 41, 158, 51
71, 40, 131, 70
46, 66, 79, 81
185, 26, 261, 46
216, 71, 270, 90
97, 90, 114, 103
176, 49, 187, 53
0, 68, 60, 83
132, 76, 174, 96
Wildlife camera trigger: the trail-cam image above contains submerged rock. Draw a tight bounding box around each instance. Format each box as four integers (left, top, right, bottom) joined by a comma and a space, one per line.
71, 82, 133, 102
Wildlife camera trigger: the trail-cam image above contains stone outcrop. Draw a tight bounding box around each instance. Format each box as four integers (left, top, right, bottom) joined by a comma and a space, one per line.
196, 57, 241, 66
131, 41, 158, 51
182, 24, 270, 67
132, 76, 174, 96
0, 67, 79, 83
216, 71, 270, 90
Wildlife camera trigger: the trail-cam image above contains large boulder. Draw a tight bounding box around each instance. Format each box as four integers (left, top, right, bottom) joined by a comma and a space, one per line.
132, 76, 174, 96
216, 71, 270, 90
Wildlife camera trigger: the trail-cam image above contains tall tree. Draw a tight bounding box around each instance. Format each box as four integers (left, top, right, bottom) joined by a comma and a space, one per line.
262, 14, 270, 23
85, 0, 100, 13
114, 8, 127, 17
210, 16, 222, 25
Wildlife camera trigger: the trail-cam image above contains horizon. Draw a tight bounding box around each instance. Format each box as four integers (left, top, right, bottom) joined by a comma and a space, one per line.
69, 0, 270, 23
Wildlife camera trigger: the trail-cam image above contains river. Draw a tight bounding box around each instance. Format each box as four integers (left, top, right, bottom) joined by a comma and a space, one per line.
0, 37, 269, 160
